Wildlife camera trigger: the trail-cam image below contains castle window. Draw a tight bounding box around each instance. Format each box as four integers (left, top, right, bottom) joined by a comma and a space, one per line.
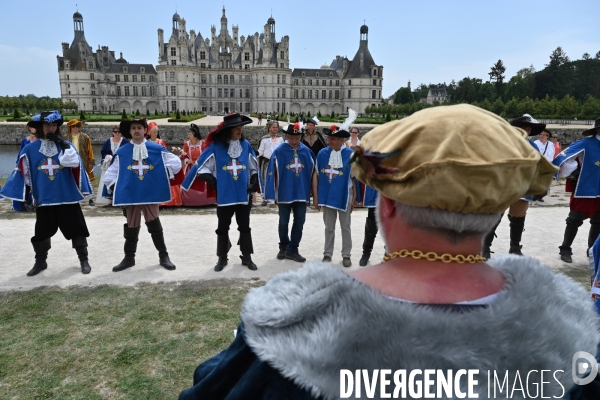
171, 101, 177, 111
372, 90, 376, 99
302, 72, 305, 77
201, 63, 206, 68
348, 80, 351, 85
245, 88, 250, 98
277, 74, 280, 84
336, 80, 340, 86
91, 84, 96, 89
282, 75, 286, 84
124, 75, 129, 82
280, 51, 284, 59
220, 60, 223, 68
142, 86, 147, 96
218, 89, 222, 98
293, 90, 298, 99
171, 86, 176, 96
373, 79, 377, 86
302, 79, 305, 85
171, 47, 176, 56
239, 89, 243, 98
335, 90, 340, 99
328, 90, 332, 99
301, 90, 305, 99
133, 75, 137, 82
308, 90, 312, 99
322, 90, 326, 99
244, 52, 250, 61
315, 90, 319, 99
133, 86, 139, 96
141, 67, 145, 73
88, 61, 94, 69
124, 86, 130, 96
123, 67, 128, 73
201, 74, 207, 84
141, 75, 146, 82
244, 64, 249, 69
217, 75, 223, 84
316, 72, 319, 78
90, 73, 94, 80
277, 88, 280, 98
117, 86, 121, 96
149, 76, 154, 82
280, 63, 284, 68
245, 75, 251, 84
150, 87, 156, 96
201, 88, 207, 97
282, 88, 286, 98
224, 75, 228, 84
223, 88, 228, 98
294, 79, 298, 85
308, 79, 312, 86
230, 75, 234, 84
66, 75, 70, 80
322, 80, 326, 86
170, 72, 176, 82
171, 60, 177, 65
200, 51, 206, 60
347, 90, 351, 98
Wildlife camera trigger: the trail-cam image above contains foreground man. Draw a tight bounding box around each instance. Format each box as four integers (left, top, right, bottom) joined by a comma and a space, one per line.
264, 122, 315, 262
1, 111, 93, 276
554, 117, 600, 263
179, 105, 598, 399
102, 118, 182, 272
182, 113, 259, 272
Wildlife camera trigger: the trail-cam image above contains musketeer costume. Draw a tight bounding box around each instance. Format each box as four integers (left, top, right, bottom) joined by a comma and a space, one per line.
553, 117, 600, 263
0, 111, 93, 276
182, 113, 259, 272
102, 118, 182, 272
301, 118, 327, 159
264, 123, 315, 261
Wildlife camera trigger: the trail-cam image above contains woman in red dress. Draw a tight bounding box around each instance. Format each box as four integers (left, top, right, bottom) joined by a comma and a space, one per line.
180, 124, 216, 206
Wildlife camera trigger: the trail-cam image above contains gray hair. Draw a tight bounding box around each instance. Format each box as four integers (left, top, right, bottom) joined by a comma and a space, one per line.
377, 198, 500, 244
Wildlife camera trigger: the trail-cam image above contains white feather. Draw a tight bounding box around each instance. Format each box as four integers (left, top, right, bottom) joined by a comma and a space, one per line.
339, 109, 357, 132
312, 116, 320, 126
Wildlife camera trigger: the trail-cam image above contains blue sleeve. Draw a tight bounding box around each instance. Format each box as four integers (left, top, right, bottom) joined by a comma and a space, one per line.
264, 155, 277, 201
179, 323, 318, 400
553, 139, 586, 167
100, 139, 111, 161
182, 144, 214, 191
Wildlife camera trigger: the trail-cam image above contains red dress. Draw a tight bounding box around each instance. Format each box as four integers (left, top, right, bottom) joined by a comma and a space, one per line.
155, 139, 183, 207
181, 140, 217, 206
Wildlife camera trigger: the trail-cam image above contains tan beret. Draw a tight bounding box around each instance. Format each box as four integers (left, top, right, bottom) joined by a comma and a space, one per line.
351, 104, 558, 214
66, 119, 83, 132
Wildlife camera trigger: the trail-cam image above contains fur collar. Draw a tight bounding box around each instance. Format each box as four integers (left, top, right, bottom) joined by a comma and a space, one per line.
242, 256, 600, 399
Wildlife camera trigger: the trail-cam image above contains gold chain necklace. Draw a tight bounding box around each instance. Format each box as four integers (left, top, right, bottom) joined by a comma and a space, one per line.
383, 249, 486, 264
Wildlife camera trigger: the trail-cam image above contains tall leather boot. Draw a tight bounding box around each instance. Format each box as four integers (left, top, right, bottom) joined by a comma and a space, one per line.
28, 238, 51, 277
482, 216, 502, 260
113, 224, 140, 272
215, 234, 231, 272
146, 218, 176, 270
559, 213, 584, 263
72, 236, 91, 274
508, 215, 526, 255
360, 216, 378, 266
239, 230, 257, 271
588, 222, 600, 250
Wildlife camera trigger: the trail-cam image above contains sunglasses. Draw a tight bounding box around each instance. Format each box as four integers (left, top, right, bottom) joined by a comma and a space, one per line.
112, 130, 120, 133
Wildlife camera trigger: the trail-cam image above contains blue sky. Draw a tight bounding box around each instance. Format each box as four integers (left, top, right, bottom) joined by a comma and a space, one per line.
1, 0, 598, 98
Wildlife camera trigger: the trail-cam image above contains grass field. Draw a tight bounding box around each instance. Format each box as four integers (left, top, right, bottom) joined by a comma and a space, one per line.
0, 279, 262, 399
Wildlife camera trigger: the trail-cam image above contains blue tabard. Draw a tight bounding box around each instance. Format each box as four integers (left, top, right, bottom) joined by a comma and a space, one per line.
316, 147, 353, 211
264, 143, 314, 203
182, 140, 257, 207
103, 142, 173, 206
553, 136, 600, 198
363, 185, 378, 208
0, 140, 92, 206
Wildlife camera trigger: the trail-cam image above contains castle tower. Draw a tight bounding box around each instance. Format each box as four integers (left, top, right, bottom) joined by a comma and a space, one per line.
220, 7, 228, 35
360, 23, 368, 42
73, 11, 84, 33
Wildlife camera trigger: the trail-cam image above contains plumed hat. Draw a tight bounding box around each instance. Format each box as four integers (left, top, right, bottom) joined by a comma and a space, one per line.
351, 104, 558, 214
119, 117, 148, 139
29, 110, 64, 130
306, 117, 319, 125
582, 118, 600, 137
510, 114, 546, 136
282, 122, 304, 135
204, 113, 252, 148
322, 109, 357, 138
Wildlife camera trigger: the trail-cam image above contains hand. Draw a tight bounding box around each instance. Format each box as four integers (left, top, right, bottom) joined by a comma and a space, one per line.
46, 133, 70, 152
248, 173, 259, 194
313, 198, 320, 211
198, 173, 217, 192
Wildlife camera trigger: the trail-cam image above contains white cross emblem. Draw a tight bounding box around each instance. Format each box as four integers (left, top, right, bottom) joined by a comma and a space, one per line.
38, 157, 61, 181
321, 165, 343, 183
287, 155, 304, 176
223, 159, 246, 180
127, 160, 153, 180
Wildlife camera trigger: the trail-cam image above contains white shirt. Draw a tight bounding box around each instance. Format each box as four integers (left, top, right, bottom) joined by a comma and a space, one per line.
534, 139, 555, 162
102, 140, 182, 193
258, 136, 284, 159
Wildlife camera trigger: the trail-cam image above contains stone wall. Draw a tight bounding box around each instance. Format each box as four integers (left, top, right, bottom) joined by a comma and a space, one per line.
0, 124, 587, 147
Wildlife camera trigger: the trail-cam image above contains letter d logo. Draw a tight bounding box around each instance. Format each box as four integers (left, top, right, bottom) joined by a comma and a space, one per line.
572, 351, 598, 385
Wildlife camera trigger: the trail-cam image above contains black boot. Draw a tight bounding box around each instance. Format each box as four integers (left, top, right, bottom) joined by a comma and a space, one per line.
28, 238, 51, 277
113, 224, 140, 272
559, 212, 585, 263
215, 235, 231, 272
482, 216, 501, 260
146, 218, 176, 270
360, 216, 378, 266
239, 231, 257, 270
508, 215, 526, 255
588, 222, 600, 250
72, 236, 91, 274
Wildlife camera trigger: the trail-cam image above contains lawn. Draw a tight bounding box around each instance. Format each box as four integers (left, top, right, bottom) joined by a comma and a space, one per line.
0, 279, 262, 399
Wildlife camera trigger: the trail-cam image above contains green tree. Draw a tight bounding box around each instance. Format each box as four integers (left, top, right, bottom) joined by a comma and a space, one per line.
491, 98, 505, 115
79, 110, 85, 120
121, 109, 127, 119
13, 108, 21, 119
582, 95, 600, 119
154, 109, 158, 116
394, 87, 414, 104
558, 94, 580, 118
517, 96, 536, 116
176, 109, 181, 119
504, 97, 520, 117
536, 95, 556, 117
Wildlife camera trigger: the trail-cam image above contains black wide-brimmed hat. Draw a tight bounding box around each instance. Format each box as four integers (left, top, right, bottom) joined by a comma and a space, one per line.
29, 110, 64, 130
282, 123, 303, 135
510, 114, 546, 136
119, 118, 148, 139
322, 124, 350, 138
222, 113, 252, 130
582, 118, 600, 137
189, 123, 201, 139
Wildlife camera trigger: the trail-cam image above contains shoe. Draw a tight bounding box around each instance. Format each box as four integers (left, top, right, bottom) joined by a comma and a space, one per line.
27, 260, 47, 277
277, 250, 286, 260
159, 255, 176, 270
80, 261, 91, 274
285, 252, 306, 262
146, 218, 176, 270
342, 257, 352, 268
509, 245, 523, 256
322, 256, 332, 262
89, 199, 95, 206
261, 200, 268, 206
537, 199, 544, 203
359, 253, 370, 267
214, 256, 228, 272
560, 253, 573, 263
240, 255, 258, 271
113, 224, 139, 272
113, 257, 135, 272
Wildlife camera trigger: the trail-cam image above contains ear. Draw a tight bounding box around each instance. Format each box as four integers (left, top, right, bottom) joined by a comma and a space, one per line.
379, 195, 396, 219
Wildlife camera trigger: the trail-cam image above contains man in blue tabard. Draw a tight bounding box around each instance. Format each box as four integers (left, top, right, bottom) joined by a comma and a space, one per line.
264, 122, 315, 262
359, 185, 381, 266
102, 118, 182, 272
482, 114, 545, 258
312, 125, 356, 267
0, 111, 93, 276
182, 113, 259, 272
553, 117, 600, 263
